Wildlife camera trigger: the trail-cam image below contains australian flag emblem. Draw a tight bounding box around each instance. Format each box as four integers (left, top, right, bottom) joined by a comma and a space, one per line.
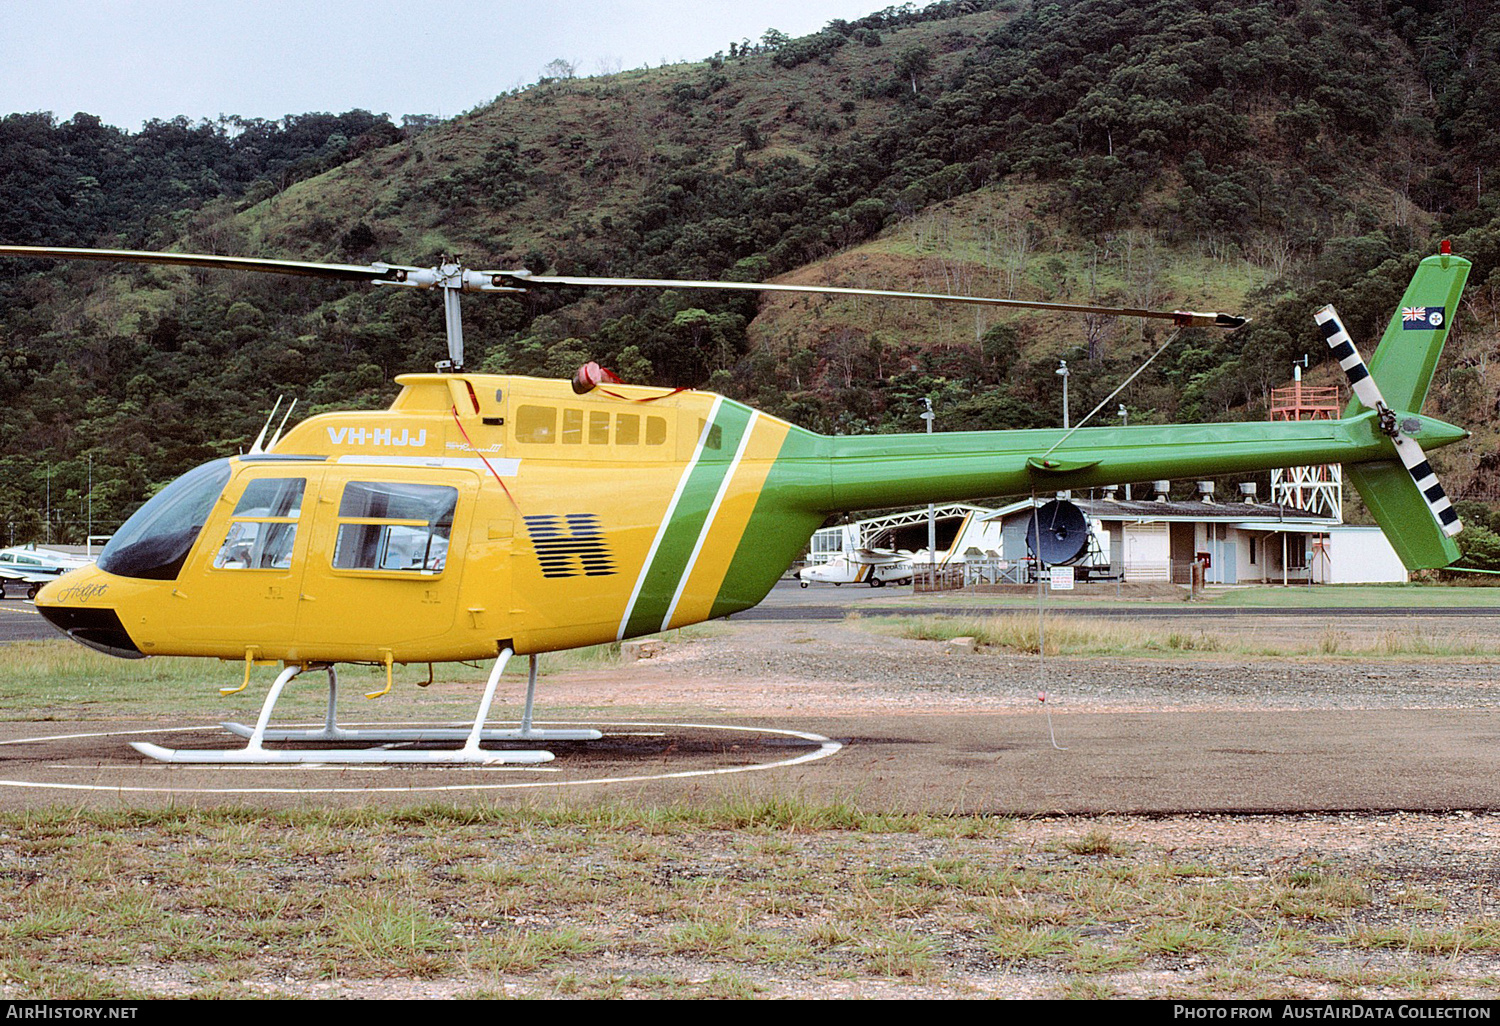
1401, 306, 1444, 330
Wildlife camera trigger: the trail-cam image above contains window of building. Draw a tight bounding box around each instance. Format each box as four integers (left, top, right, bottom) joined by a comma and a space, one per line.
1286, 533, 1308, 570
810, 529, 845, 560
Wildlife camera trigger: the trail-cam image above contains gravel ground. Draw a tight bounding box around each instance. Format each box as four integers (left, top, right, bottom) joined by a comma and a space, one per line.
558, 616, 1500, 998
623, 618, 1500, 715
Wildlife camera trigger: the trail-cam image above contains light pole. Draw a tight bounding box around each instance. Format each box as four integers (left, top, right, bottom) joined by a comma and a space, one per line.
1056, 360, 1070, 429
1118, 404, 1130, 500
920, 398, 936, 563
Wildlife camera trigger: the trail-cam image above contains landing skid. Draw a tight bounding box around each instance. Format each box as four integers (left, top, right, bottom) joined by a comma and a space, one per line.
218, 724, 601, 742
130, 649, 600, 765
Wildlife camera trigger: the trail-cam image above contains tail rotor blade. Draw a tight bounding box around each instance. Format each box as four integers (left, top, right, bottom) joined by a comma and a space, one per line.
1315, 304, 1461, 538
1316, 305, 1385, 411
1395, 439, 1461, 537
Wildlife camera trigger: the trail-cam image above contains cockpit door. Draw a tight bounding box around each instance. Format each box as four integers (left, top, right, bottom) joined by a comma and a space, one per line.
168, 465, 319, 656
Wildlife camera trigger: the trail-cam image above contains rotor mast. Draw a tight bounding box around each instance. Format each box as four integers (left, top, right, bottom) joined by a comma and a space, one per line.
368, 258, 530, 372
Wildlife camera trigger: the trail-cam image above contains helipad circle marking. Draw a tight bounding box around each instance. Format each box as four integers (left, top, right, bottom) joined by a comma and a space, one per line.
0, 720, 843, 795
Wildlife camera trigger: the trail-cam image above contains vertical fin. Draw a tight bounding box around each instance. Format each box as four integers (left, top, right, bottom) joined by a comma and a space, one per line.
1346, 253, 1471, 416
1314, 246, 1471, 571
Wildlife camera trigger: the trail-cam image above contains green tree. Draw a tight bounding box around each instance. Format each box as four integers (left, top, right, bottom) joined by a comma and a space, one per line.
894, 45, 933, 94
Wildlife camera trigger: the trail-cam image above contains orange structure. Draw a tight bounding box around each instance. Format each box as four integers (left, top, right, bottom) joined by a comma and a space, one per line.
1269, 376, 1343, 519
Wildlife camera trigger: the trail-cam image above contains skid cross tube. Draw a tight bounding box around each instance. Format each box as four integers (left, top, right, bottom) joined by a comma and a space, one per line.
131, 652, 578, 764
219, 658, 597, 742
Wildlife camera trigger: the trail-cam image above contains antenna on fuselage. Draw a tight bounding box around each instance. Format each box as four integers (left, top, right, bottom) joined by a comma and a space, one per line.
266, 399, 298, 453
248, 397, 284, 455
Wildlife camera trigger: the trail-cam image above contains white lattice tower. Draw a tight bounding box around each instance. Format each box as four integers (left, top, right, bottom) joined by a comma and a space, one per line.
1269, 373, 1343, 521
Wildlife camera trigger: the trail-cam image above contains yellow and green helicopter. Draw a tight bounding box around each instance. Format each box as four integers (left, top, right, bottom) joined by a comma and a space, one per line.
0, 244, 1471, 765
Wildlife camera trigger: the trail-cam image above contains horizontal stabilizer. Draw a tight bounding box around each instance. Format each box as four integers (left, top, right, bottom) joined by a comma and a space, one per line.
1346, 462, 1461, 570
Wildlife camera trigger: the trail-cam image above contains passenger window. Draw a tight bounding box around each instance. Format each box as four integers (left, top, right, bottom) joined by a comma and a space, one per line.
589, 411, 610, 445
332, 481, 457, 573
517, 405, 556, 443
561, 408, 583, 444
697, 419, 723, 451
616, 414, 640, 445
646, 417, 667, 446
214, 478, 305, 570
215, 522, 298, 570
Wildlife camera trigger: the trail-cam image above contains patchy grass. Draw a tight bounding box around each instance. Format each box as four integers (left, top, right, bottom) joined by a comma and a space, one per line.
868, 613, 1500, 658
0, 804, 1496, 999
1060, 829, 1130, 857
1209, 585, 1500, 608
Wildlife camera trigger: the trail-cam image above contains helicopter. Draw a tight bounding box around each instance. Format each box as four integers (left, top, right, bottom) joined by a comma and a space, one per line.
0, 243, 1472, 765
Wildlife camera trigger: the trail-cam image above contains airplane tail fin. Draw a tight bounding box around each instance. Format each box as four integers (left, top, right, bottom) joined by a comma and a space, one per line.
1327, 249, 1471, 570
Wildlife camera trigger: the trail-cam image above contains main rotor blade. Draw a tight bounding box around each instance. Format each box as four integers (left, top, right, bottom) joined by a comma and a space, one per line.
0, 245, 418, 283
492, 271, 1248, 329
0, 245, 1247, 328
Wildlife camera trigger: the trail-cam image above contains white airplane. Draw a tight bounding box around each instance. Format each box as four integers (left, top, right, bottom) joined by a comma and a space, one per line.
0, 545, 93, 600
795, 549, 914, 588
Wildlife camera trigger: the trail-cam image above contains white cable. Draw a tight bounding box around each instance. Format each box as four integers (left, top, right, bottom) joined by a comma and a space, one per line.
1030, 490, 1068, 751
1041, 328, 1183, 459
1027, 328, 1187, 750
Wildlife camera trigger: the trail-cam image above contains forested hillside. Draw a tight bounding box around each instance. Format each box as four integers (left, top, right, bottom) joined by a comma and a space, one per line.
2, 0, 1498, 566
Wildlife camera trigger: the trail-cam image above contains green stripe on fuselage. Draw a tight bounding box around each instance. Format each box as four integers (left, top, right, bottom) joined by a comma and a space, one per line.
709, 425, 829, 620
623, 401, 753, 638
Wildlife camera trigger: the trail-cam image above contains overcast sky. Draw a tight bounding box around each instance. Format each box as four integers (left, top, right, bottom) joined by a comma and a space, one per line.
1, 0, 887, 132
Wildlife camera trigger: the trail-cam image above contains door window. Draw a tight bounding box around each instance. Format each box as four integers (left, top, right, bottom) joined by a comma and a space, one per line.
213, 478, 305, 570
331, 481, 457, 573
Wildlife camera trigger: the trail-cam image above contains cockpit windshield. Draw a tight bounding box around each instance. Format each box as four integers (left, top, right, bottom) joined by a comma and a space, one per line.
98, 459, 232, 580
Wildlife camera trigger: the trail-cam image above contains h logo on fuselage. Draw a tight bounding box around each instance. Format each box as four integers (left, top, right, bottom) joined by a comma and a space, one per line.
524, 514, 617, 578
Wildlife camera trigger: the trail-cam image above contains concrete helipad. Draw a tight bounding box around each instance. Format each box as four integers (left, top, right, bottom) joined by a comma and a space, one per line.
2, 708, 1498, 814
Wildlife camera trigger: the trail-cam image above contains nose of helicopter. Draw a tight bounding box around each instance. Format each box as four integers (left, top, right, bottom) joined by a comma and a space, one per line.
34, 565, 145, 659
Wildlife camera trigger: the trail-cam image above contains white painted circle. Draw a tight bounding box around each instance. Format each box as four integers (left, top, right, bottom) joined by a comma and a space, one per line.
0, 721, 843, 795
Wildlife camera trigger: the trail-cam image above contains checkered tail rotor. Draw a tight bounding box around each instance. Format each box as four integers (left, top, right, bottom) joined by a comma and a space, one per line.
1315, 305, 1461, 539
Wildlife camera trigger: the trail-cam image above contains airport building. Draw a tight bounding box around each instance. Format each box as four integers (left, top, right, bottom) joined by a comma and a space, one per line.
982, 483, 1405, 585
808, 484, 1408, 586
